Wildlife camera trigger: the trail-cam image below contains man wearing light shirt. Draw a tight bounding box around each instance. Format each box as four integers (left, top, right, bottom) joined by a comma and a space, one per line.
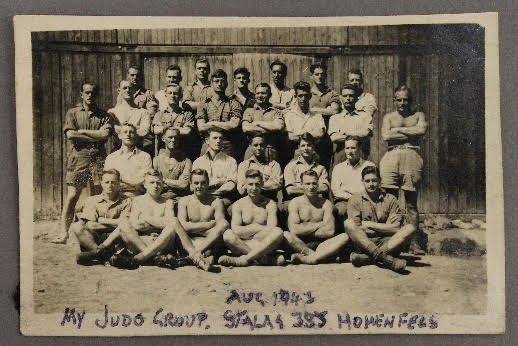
192, 128, 238, 208
284, 81, 326, 161
328, 83, 373, 167
269, 60, 295, 112
104, 123, 153, 197
154, 65, 183, 111
331, 136, 375, 220
348, 69, 378, 117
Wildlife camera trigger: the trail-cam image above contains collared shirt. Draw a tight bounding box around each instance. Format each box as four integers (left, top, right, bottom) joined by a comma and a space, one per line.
184, 79, 213, 103
230, 89, 255, 110
284, 156, 329, 189
192, 150, 238, 186
154, 89, 168, 111
63, 104, 114, 152
270, 83, 295, 108
310, 85, 340, 109
284, 105, 326, 138
78, 193, 131, 222
104, 147, 152, 186
237, 156, 283, 195
132, 87, 152, 109
242, 103, 284, 147
347, 189, 402, 227
152, 105, 195, 130
331, 159, 375, 200
196, 96, 243, 127
153, 149, 192, 183
328, 108, 373, 138
108, 105, 151, 138
355, 92, 378, 115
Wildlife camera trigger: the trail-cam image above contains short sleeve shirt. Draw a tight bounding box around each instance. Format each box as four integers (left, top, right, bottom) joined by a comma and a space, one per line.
237, 156, 283, 195
133, 88, 152, 109
331, 159, 375, 200
108, 105, 151, 138
104, 147, 153, 185
154, 89, 168, 112
63, 105, 114, 153
78, 193, 132, 222
310, 85, 340, 109
355, 92, 378, 115
284, 156, 329, 189
347, 190, 402, 227
328, 108, 373, 137
152, 106, 195, 130
153, 149, 192, 182
242, 104, 285, 147
196, 96, 243, 135
184, 80, 213, 103
284, 106, 326, 137
270, 83, 295, 108
192, 150, 238, 186
230, 90, 255, 110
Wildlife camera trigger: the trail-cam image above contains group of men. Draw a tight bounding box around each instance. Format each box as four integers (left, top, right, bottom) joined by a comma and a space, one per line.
51, 57, 428, 274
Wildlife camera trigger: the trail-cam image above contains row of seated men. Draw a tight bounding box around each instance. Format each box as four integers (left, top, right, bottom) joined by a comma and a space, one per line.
53, 59, 428, 263
66, 122, 414, 273
71, 159, 414, 273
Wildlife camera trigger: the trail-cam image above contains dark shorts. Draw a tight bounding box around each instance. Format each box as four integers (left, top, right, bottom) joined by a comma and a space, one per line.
65, 151, 105, 188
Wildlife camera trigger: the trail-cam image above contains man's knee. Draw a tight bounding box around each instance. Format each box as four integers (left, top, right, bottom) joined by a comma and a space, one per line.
335, 233, 349, 245
271, 227, 284, 241
70, 221, 85, 236
222, 229, 237, 244
400, 223, 416, 236
344, 219, 356, 233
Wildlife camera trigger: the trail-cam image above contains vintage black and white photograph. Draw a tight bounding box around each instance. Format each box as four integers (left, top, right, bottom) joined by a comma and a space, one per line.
16, 15, 503, 335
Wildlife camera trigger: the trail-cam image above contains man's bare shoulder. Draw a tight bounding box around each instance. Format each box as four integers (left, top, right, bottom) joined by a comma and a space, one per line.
383, 111, 400, 119
211, 196, 224, 209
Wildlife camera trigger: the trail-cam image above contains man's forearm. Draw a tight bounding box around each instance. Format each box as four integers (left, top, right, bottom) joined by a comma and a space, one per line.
363, 221, 399, 235
256, 121, 283, 131
233, 224, 262, 239
289, 222, 321, 237
79, 129, 110, 140
396, 126, 426, 136
181, 220, 215, 233
85, 221, 113, 232
97, 217, 120, 228
210, 121, 238, 131
216, 181, 236, 194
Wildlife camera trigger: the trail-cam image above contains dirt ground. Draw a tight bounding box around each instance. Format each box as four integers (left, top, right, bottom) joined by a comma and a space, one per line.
32, 221, 487, 316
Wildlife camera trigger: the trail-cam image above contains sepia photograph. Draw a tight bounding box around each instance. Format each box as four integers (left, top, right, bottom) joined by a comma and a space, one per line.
15, 14, 504, 335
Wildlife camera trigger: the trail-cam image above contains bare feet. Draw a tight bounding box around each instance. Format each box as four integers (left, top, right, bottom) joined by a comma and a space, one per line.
256, 253, 286, 266
218, 255, 248, 267
190, 253, 213, 271
290, 253, 317, 265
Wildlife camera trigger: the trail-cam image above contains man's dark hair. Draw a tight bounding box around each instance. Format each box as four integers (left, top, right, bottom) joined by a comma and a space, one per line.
269, 60, 287, 74
293, 80, 311, 94
128, 65, 141, 72
309, 62, 327, 74
190, 168, 209, 183
81, 82, 98, 93
195, 58, 211, 69
163, 126, 180, 138
245, 169, 263, 181
348, 68, 363, 79
255, 82, 272, 94
249, 133, 266, 144
341, 83, 359, 97
207, 126, 225, 137
102, 169, 120, 181
344, 135, 361, 146
394, 84, 413, 100
166, 64, 182, 73
361, 165, 380, 179
299, 132, 316, 147
301, 169, 319, 181
233, 67, 250, 79
211, 69, 228, 81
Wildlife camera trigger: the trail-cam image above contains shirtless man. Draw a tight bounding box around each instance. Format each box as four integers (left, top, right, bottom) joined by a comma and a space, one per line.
344, 165, 415, 273
284, 170, 349, 265
380, 85, 427, 253
177, 168, 229, 259
109, 169, 211, 270
218, 169, 285, 267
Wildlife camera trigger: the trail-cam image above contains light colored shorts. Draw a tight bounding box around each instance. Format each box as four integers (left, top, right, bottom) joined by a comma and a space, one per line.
379, 148, 423, 192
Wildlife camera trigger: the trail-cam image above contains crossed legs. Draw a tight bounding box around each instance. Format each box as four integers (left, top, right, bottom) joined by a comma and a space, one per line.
284, 231, 349, 265
219, 228, 284, 266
